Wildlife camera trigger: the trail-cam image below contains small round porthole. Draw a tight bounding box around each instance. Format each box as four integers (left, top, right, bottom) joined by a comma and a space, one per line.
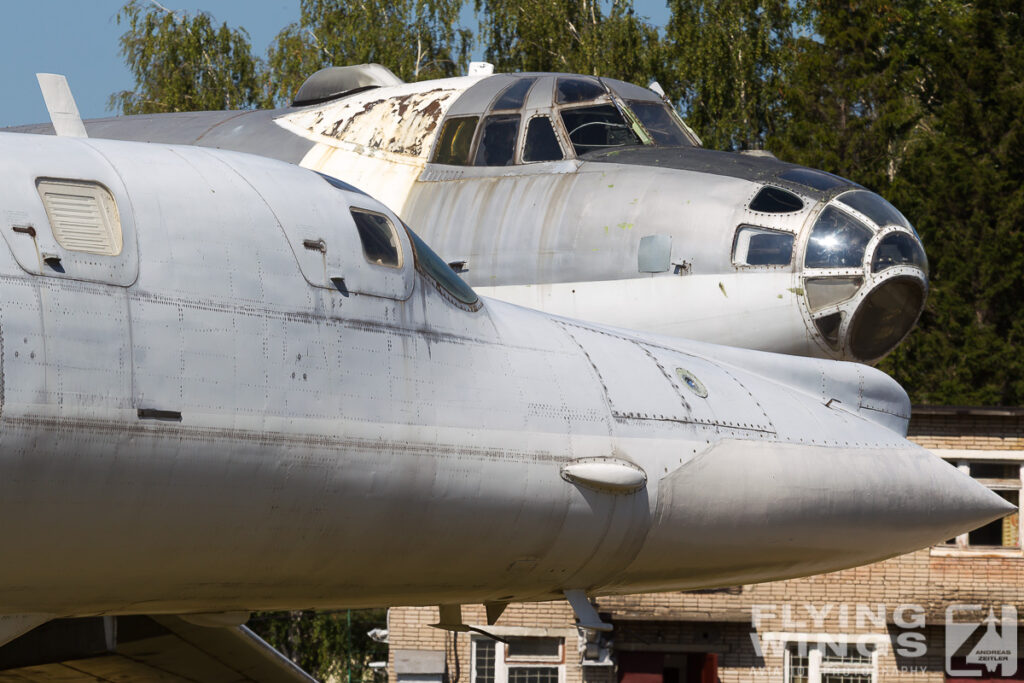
676, 368, 708, 398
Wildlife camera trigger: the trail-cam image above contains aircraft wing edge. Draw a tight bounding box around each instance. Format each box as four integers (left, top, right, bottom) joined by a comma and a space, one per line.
0, 614, 318, 682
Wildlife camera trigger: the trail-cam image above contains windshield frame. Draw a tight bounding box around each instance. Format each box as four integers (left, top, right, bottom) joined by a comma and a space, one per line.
401, 221, 482, 311
804, 205, 875, 270
624, 99, 695, 147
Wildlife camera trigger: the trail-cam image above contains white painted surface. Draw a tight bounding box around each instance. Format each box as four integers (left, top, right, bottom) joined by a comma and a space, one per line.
0, 133, 1005, 619
36, 73, 86, 138
561, 460, 647, 492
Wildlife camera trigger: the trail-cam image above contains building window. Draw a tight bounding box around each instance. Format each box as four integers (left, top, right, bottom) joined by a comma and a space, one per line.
785, 642, 877, 683
472, 637, 564, 683
474, 639, 496, 683
943, 460, 1021, 552
394, 649, 446, 683
507, 668, 558, 683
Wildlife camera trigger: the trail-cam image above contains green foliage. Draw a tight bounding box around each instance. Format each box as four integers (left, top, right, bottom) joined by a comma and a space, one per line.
767, 0, 938, 188
264, 0, 471, 105
665, 0, 795, 151
109, 0, 1024, 405
247, 609, 387, 682
475, 0, 665, 85
109, 0, 265, 114
876, 0, 1024, 404
766, 0, 1024, 404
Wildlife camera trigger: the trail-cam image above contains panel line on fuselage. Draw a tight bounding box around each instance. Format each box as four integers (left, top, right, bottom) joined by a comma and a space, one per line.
557, 320, 777, 434
0, 273, 519, 351
0, 414, 577, 466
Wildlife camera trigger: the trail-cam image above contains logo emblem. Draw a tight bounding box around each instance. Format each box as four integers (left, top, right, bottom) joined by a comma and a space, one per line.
946, 604, 1018, 677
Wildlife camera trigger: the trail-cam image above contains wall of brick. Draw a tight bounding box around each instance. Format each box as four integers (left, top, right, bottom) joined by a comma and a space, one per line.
908, 412, 1024, 451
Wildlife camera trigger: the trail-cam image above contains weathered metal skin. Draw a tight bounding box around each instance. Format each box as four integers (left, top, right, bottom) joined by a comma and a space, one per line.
0, 133, 1009, 620
10, 71, 928, 364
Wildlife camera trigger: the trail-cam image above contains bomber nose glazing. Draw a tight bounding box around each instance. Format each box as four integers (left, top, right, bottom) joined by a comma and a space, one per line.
801, 190, 928, 361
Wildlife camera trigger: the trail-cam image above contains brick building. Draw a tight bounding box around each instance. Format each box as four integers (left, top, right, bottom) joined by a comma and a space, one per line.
386, 407, 1023, 683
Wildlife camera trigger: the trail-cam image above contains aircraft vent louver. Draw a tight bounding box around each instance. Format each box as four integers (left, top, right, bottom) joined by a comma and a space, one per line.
37, 179, 123, 256
749, 186, 804, 213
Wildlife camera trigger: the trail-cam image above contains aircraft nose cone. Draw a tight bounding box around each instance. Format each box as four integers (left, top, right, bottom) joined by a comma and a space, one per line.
847, 275, 927, 361
894, 447, 1016, 538
608, 441, 1015, 592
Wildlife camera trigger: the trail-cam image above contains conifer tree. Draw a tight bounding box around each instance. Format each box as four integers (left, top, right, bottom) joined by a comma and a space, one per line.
879, 0, 1024, 404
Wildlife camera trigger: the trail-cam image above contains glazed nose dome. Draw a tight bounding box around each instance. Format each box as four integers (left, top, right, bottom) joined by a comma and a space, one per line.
802, 190, 928, 362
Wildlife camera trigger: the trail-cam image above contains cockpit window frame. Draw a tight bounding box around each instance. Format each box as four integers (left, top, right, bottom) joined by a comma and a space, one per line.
349, 207, 404, 270
558, 103, 643, 157
625, 99, 693, 147
521, 114, 567, 163
556, 76, 607, 104
836, 189, 913, 232
401, 221, 482, 311
732, 225, 796, 268
431, 115, 479, 166
472, 113, 522, 167
491, 77, 539, 111
804, 205, 875, 270
868, 226, 930, 276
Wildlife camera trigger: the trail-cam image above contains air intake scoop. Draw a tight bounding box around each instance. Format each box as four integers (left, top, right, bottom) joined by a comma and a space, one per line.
292, 64, 404, 107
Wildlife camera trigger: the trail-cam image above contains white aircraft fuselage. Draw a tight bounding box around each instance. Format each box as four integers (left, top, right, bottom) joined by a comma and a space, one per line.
0, 133, 1007, 625
12, 68, 930, 364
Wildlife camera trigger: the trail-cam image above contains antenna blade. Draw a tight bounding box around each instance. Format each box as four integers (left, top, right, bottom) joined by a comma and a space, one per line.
36, 73, 87, 138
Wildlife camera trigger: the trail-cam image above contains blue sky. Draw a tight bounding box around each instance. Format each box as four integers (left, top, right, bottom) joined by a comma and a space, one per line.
0, 1, 670, 127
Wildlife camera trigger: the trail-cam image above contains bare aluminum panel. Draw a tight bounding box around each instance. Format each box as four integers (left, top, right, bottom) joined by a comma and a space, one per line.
637, 234, 672, 273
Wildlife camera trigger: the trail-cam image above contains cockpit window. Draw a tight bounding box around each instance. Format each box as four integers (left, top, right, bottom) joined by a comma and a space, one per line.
805, 206, 873, 268
403, 223, 480, 308
560, 105, 641, 156
474, 114, 520, 166
627, 100, 693, 147
749, 186, 804, 213
836, 190, 912, 230
872, 232, 929, 274
733, 226, 794, 266
433, 116, 478, 165
523, 116, 563, 162
779, 167, 852, 192
350, 208, 401, 268
556, 77, 606, 104
493, 77, 537, 110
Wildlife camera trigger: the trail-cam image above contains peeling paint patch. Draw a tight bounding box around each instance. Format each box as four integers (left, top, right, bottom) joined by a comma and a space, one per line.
787, 287, 805, 296
719, 282, 728, 297
281, 85, 461, 159
617, 222, 633, 230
